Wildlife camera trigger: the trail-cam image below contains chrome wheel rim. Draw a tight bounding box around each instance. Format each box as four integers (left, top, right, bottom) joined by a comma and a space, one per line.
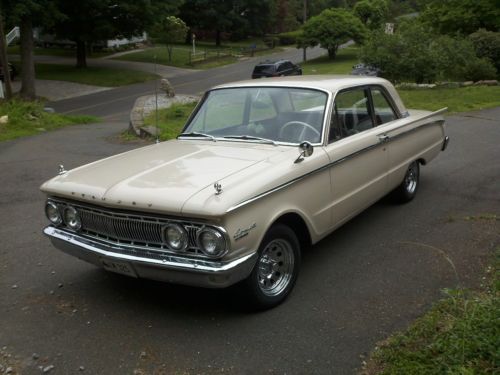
404, 163, 418, 194
257, 239, 294, 297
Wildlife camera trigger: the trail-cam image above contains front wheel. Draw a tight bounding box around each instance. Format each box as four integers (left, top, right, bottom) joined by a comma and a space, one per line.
392, 161, 420, 203
241, 224, 301, 310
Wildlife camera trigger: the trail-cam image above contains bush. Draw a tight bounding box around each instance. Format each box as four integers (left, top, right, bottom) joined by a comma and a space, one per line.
277, 30, 302, 46
469, 29, 500, 73
359, 20, 498, 83
464, 58, 498, 82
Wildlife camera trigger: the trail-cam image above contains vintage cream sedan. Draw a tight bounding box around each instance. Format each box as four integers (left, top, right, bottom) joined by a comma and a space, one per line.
41, 76, 449, 309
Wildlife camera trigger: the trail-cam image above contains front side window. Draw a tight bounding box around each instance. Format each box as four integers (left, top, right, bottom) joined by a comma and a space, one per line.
183, 87, 328, 144
329, 88, 373, 142
371, 88, 397, 125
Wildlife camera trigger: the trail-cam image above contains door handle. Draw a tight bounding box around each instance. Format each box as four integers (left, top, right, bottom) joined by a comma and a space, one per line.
378, 134, 390, 143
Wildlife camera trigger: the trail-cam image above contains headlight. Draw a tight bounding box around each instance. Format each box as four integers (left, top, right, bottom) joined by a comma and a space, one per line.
63, 206, 82, 231
45, 201, 62, 225
197, 228, 226, 257
163, 224, 188, 251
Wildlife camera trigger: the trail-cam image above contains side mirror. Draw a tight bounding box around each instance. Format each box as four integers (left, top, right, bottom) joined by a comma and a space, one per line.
295, 141, 314, 163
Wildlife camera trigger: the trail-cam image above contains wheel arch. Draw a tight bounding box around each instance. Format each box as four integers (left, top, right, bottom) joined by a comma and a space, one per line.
271, 212, 312, 251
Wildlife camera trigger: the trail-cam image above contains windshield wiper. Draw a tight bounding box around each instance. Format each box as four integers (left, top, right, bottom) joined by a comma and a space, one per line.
178, 132, 216, 142
222, 135, 277, 146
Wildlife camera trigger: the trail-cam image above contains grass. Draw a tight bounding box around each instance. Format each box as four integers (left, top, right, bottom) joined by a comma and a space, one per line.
115, 40, 282, 69
0, 99, 98, 141
399, 86, 500, 113
30, 63, 158, 87
143, 101, 198, 140
361, 251, 499, 375
301, 46, 360, 75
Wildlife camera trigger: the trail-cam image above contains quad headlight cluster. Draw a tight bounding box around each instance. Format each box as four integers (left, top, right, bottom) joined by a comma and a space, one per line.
162, 223, 227, 257
45, 199, 227, 258
45, 200, 81, 231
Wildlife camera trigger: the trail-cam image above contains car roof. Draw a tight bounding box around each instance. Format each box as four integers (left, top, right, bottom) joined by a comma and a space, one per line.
213, 75, 407, 114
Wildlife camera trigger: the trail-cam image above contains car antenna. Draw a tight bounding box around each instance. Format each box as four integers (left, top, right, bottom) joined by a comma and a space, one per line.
154, 55, 159, 144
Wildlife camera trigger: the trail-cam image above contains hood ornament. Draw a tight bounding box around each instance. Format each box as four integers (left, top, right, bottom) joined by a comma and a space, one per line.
58, 164, 67, 175
214, 182, 222, 195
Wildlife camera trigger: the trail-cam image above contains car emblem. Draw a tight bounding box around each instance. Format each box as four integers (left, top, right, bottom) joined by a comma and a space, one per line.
234, 223, 257, 240
214, 182, 222, 195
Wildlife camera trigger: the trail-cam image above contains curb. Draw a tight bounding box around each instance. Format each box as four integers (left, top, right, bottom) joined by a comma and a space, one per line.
129, 94, 200, 139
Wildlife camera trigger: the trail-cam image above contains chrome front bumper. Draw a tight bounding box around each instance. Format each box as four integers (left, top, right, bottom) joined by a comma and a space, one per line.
43, 226, 257, 288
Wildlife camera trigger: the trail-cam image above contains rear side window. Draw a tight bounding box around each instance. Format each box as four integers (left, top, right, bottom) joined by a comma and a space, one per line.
253, 65, 275, 74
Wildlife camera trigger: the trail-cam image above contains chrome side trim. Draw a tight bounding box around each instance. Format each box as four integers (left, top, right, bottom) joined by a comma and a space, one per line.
227, 118, 446, 213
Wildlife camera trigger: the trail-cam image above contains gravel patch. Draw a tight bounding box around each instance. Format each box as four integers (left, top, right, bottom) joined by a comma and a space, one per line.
11, 79, 111, 101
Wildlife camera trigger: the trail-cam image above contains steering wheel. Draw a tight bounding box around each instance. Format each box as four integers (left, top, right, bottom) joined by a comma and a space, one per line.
279, 121, 320, 142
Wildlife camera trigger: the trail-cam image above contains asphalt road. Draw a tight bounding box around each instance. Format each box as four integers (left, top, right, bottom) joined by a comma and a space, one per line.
1, 100, 499, 373
47, 46, 326, 122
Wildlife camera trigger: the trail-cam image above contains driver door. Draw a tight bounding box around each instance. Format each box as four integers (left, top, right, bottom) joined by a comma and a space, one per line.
324, 87, 389, 227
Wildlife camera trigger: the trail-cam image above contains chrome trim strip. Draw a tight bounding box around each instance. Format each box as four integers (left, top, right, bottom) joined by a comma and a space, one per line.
44, 226, 256, 273
227, 118, 446, 213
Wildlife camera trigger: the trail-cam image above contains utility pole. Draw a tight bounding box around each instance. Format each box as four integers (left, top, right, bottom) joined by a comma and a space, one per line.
302, 0, 307, 63
0, 10, 12, 99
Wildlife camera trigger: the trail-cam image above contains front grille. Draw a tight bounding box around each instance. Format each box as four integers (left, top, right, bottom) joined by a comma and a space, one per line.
51, 199, 213, 258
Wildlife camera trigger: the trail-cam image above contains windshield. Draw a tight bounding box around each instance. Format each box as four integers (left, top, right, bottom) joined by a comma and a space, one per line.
182, 87, 328, 144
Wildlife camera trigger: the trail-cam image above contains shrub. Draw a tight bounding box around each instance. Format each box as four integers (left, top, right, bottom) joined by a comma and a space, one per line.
277, 30, 302, 46
469, 29, 500, 73
359, 20, 498, 83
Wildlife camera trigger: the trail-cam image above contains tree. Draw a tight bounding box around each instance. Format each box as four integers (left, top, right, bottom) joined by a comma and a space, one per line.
1, 0, 59, 100
353, 0, 389, 30
180, 0, 273, 45
152, 16, 188, 63
52, 0, 157, 68
419, 0, 500, 35
298, 8, 367, 59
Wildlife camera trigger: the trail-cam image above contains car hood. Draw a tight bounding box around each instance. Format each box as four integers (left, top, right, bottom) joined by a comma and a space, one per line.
41, 140, 294, 216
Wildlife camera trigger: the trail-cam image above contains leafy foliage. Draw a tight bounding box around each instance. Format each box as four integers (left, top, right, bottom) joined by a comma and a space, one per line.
419, 0, 500, 35
359, 20, 497, 83
151, 16, 188, 63
469, 29, 500, 74
299, 8, 367, 59
353, 0, 389, 30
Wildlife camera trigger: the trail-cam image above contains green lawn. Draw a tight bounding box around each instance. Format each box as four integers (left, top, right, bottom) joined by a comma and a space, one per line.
115, 40, 282, 69
31, 63, 158, 87
400, 86, 500, 113
0, 99, 98, 141
143, 101, 198, 140
362, 250, 499, 375
301, 46, 360, 75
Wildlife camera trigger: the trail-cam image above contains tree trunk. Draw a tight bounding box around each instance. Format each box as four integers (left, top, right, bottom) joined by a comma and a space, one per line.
167, 45, 172, 63
20, 17, 36, 100
215, 30, 221, 47
0, 11, 12, 99
327, 46, 337, 59
76, 40, 87, 68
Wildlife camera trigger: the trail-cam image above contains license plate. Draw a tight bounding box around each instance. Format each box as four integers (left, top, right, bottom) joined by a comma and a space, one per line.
101, 258, 137, 278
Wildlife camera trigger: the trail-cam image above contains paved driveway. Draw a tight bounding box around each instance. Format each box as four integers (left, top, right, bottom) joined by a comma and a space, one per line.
0, 108, 498, 374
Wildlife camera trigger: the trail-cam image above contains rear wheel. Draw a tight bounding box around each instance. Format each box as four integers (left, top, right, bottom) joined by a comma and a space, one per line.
392, 161, 420, 203
241, 224, 301, 310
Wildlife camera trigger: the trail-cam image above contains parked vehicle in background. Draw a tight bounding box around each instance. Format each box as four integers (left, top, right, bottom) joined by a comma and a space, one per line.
252, 60, 302, 78
41, 76, 449, 310
351, 63, 380, 77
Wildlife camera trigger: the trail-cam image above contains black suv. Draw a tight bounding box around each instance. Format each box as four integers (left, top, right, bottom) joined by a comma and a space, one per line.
252, 60, 302, 79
